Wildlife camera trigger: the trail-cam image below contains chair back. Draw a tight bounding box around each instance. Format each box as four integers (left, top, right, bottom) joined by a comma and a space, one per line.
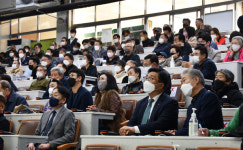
16, 119, 40, 135
170, 84, 184, 103
9, 120, 13, 132
196, 146, 240, 150
171, 74, 181, 79
85, 144, 120, 150
121, 99, 137, 120
136, 145, 174, 150
178, 117, 186, 130
74, 119, 81, 142
223, 116, 234, 128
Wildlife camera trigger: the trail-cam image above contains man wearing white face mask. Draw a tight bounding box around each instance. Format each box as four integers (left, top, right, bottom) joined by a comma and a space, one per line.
121, 67, 143, 94
41, 55, 55, 76
18, 48, 29, 65
114, 60, 127, 84
153, 34, 171, 56
29, 65, 49, 91
71, 42, 81, 55
122, 42, 141, 66
166, 69, 223, 136
94, 40, 107, 58
223, 36, 243, 62
119, 68, 178, 135
67, 29, 79, 52
113, 34, 122, 50
122, 29, 131, 41
140, 31, 154, 47
6, 61, 24, 75
49, 42, 59, 57
106, 46, 120, 65
63, 54, 77, 77
58, 37, 68, 51
34, 43, 44, 59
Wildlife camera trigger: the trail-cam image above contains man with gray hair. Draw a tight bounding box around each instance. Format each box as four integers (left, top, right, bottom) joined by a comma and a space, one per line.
166, 69, 223, 135
42, 66, 70, 99
0, 80, 28, 112
212, 69, 243, 107
29, 65, 49, 91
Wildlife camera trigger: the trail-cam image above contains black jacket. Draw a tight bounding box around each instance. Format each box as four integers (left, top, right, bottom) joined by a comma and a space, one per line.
180, 42, 192, 56
121, 81, 143, 94
64, 64, 78, 77
81, 65, 98, 85
0, 113, 9, 131
142, 39, 154, 47
122, 53, 141, 66
106, 55, 120, 65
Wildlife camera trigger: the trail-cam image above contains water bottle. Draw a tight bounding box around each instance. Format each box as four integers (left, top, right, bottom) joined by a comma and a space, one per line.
170, 56, 175, 68
189, 108, 198, 136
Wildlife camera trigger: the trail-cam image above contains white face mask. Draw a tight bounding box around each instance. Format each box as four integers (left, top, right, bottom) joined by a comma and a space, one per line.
0, 92, 4, 97
9, 53, 14, 57
41, 61, 48, 67
125, 65, 130, 73
19, 53, 24, 58
181, 82, 193, 97
124, 36, 130, 40
84, 45, 89, 49
128, 76, 136, 83
36, 72, 44, 78
73, 47, 79, 51
48, 88, 54, 95
114, 39, 118, 43
12, 64, 17, 69
159, 38, 164, 44
63, 60, 70, 66
80, 60, 87, 66
211, 35, 216, 40
143, 81, 155, 93
50, 46, 55, 50
46, 52, 51, 56
61, 42, 66, 46
94, 46, 100, 51
59, 54, 64, 58
114, 66, 121, 73
107, 52, 114, 58
232, 44, 241, 52
13, 58, 18, 61
25, 49, 29, 52
191, 56, 200, 64
121, 44, 126, 49
70, 33, 75, 38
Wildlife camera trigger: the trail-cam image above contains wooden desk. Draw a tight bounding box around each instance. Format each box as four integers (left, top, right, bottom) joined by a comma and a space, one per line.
80, 136, 241, 150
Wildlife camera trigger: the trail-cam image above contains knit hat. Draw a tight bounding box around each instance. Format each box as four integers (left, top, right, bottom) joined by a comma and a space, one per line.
216, 69, 234, 82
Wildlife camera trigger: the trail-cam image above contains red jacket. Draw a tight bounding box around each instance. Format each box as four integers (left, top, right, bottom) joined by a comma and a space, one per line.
223, 48, 243, 62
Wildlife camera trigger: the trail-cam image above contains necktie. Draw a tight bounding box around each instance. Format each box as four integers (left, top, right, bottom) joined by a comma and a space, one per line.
42, 110, 56, 136
141, 99, 154, 125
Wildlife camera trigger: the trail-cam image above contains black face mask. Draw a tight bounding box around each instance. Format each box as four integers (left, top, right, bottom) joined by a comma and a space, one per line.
183, 24, 189, 28
29, 65, 34, 70
124, 49, 130, 54
213, 79, 226, 91
90, 41, 95, 46
170, 53, 175, 56
68, 77, 76, 87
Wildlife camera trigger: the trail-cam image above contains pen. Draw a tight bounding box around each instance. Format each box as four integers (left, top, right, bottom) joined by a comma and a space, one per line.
199, 124, 204, 135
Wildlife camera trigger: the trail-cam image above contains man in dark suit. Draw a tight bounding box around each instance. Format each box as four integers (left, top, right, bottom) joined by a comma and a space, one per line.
119, 68, 178, 135
27, 86, 75, 150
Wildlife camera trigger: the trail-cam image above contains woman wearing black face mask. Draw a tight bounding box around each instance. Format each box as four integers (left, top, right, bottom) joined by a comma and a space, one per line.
162, 45, 182, 68
212, 69, 243, 107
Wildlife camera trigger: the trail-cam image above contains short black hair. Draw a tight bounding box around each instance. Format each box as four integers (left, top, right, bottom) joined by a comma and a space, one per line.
59, 48, 66, 53
18, 48, 26, 53
64, 53, 74, 61
82, 39, 90, 44
196, 18, 204, 23
74, 42, 81, 48
185, 26, 196, 38
171, 45, 181, 56
229, 31, 242, 42
46, 49, 53, 53
195, 45, 208, 58
85, 54, 94, 65
183, 18, 191, 24
50, 79, 63, 86
0, 74, 11, 83
144, 54, 159, 65
115, 60, 126, 68
175, 33, 185, 42
0, 95, 5, 105
128, 67, 141, 79
29, 57, 39, 64
51, 41, 57, 46
70, 28, 76, 33
113, 34, 120, 38
55, 86, 70, 101
107, 46, 116, 52
57, 62, 67, 69
95, 40, 102, 45
34, 43, 42, 48
69, 68, 85, 84
122, 29, 130, 36
197, 33, 212, 44
140, 30, 148, 35
23, 46, 30, 50
62, 37, 68, 42
42, 54, 52, 60
163, 26, 172, 33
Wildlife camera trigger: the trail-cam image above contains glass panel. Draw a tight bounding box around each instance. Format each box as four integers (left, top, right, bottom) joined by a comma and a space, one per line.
39, 13, 57, 30
96, 23, 117, 45
0, 21, 10, 52
121, 18, 144, 39
73, 6, 95, 24
174, 12, 197, 33
147, 0, 172, 14
147, 15, 170, 38
20, 16, 37, 33
121, 0, 144, 18
11, 19, 18, 34
175, 0, 202, 10
210, 5, 227, 13
76, 26, 95, 48
96, 2, 119, 21
21, 33, 37, 41
205, 0, 232, 5
40, 30, 56, 40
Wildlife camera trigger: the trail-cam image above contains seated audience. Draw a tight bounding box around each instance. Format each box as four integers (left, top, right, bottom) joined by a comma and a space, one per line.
106, 46, 120, 65
23, 46, 31, 56
211, 27, 225, 45
81, 54, 98, 85
33, 43, 44, 59
0, 74, 18, 92
87, 71, 126, 134
18, 48, 29, 65
114, 60, 127, 84
68, 28, 79, 52
119, 68, 178, 135
41, 55, 55, 76
94, 40, 107, 58
27, 86, 75, 150
71, 42, 82, 55
163, 26, 174, 44
122, 29, 131, 41
28, 57, 39, 79
0, 80, 28, 112
184, 26, 197, 48
122, 42, 141, 66
162, 45, 182, 68
58, 37, 69, 51
56, 48, 66, 64
212, 69, 243, 107
6, 49, 16, 67
144, 54, 160, 71
140, 30, 154, 47
197, 33, 221, 62
49, 41, 59, 57
0, 95, 10, 131
45, 49, 53, 56
179, 18, 191, 35
6, 60, 24, 75
63, 53, 77, 77
0, 61, 6, 74
57, 62, 67, 73
195, 18, 211, 36
174, 34, 192, 56
67, 69, 93, 111
125, 60, 137, 73
82, 39, 93, 51
113, 34, 122, 50
153, 34, 171, 56
157, 52, 167, 67
223, 36, 243, 62
121, 67, 143, 94
129, 39, 144, 54
29, 65, 49, 91
167, 69, 223, 136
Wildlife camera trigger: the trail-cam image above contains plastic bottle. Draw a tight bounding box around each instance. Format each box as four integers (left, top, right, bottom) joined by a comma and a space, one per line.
102, 60, 107, 66
170, 56, 175, 68
189, 108, 198, 136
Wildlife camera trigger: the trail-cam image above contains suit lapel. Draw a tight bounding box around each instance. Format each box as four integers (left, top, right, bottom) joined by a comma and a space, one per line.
48, 107, 65, 134
149, 94, 164, 122
41, 111, 52, 133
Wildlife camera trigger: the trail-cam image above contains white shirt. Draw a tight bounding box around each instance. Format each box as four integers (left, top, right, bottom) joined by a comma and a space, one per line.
134, 93, 162, 133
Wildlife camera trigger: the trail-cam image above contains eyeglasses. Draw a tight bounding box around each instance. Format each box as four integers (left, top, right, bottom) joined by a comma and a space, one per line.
146, 77, 156, 81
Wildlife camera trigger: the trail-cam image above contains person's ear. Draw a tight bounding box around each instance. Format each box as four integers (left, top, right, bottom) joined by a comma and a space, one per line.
193, 76, 200, 86
78, 76, 82, 82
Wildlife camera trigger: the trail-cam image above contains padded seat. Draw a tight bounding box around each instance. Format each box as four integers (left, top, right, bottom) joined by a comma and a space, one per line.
121, 99, 137, 120
196, 146, 240, 150
136, 145, 174, 150
85, 144, 120, 150
17, 119, 40, 135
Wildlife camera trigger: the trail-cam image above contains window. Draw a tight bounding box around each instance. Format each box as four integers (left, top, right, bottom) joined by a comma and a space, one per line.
40, 30, 56, 40
174, 12, 197, 33
96, 23, 117, 44
0, 21, 10, 51
11, 19, 18, 34
39, 13, 57, 30
73, 6, 95, 24
121, 18, 144, 39
147, 15, 170, 38
76, 26, 95, 47
175, 0, 202, 10
147, 0, 172, 14
96, 2, 119, 21
120, 0, 145, 18
21, 33, 38, 41
205, 0, 232, 5
20, 16, 37, 33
